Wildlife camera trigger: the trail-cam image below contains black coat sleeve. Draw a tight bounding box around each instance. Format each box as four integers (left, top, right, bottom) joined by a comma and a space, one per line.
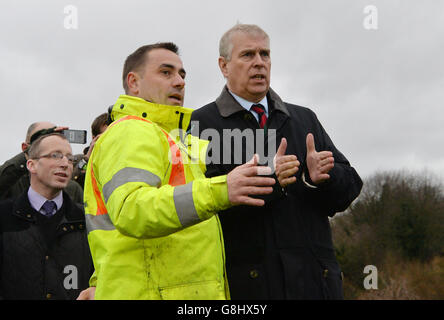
0, 153, 28, 199
0, 218, 2, 299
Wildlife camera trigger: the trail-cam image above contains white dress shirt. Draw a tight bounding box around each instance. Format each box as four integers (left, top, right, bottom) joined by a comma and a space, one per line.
229, 90, 269, 123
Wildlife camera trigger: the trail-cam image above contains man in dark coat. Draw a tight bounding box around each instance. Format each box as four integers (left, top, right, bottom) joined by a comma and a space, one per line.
72, 112, 109, 189
0, 133, 94, 299
0, 121, 84, 203
190, 24, 363, 299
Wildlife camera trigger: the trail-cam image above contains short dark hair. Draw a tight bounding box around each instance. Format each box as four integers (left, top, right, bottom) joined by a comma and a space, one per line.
122, 42, 179, 93
28, 133, 68, 160
91, 112, 108, 137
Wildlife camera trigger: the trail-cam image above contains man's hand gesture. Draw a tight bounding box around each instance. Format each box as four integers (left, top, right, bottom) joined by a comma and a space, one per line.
305, 133, 334, 185
274, 138, 300, 187
227, 154, 275, 207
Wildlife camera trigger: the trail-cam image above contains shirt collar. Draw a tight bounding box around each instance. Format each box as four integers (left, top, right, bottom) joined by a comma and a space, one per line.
228, 90, 269, 116
28, 187, 63, 214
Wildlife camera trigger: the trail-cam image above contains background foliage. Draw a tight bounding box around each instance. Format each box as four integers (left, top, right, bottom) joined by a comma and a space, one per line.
332, 170, 444, 299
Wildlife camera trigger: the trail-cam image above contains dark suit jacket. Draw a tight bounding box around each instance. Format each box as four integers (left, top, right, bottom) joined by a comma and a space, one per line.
190, 86, 363, 299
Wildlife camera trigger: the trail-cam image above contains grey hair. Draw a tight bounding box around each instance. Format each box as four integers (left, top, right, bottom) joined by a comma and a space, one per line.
219, 24, 270, 61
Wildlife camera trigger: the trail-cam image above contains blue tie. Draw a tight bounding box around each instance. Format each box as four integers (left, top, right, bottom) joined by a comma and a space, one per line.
41, 200, 57, 217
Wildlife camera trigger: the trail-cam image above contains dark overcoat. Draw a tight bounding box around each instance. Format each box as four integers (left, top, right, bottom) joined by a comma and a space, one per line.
0, 191, 94, 300
190, 86, 363, 299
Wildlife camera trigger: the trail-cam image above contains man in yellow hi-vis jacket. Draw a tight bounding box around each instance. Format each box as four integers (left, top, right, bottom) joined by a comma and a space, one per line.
79, 43, 276, 300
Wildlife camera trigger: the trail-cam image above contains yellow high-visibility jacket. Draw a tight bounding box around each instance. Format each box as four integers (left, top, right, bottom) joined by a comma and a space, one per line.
84, 95, 231, 299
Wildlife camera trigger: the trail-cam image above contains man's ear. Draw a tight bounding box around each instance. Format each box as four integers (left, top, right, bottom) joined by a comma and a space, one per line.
218, 56, 229, 78
21, 142, 29, 153
126, 71, 139, 95
27, 159, 36, 174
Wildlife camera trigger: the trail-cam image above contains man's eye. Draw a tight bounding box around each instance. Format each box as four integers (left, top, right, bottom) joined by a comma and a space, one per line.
161, 70, 170, 75
51, 152, 62, 159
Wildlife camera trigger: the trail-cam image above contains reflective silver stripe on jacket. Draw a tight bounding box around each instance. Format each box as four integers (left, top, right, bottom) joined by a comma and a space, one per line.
103, 167, 161, 203
173, 182, 200, 228
85, 214, 115, 235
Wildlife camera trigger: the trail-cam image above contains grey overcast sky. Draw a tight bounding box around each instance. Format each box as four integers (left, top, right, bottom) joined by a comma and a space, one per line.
1, 0, 443, 181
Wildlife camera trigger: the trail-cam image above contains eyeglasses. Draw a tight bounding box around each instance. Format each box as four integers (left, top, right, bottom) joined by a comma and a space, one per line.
34, 152, 75, 164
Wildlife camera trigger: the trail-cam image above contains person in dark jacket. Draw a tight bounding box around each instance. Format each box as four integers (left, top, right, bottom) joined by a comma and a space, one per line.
0, 121, 84, 203
72, 112, 108, 189
0, 133, 94, 300
190, 24, 363, 299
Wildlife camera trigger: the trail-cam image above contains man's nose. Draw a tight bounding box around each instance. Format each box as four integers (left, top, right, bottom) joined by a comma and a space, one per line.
252, 53, 266, 67
173, 73, 185, 88
59, 155, 70, 167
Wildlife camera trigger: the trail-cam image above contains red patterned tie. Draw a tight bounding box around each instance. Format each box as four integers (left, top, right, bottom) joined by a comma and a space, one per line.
251, 104, 267, 129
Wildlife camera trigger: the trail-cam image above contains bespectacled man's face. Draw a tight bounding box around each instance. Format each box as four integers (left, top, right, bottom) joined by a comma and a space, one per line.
219, 32, 271, 103
27, 135, 73, 195
133, 48, 186, 106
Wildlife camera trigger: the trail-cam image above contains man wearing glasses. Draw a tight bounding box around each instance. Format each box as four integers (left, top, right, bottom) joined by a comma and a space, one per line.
0, 133, 94, 299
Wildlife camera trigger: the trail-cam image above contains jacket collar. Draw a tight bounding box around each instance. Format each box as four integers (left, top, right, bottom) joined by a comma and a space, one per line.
215, 86, 290, 118
110, 95, 194, 134
12, 191, 84, 224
